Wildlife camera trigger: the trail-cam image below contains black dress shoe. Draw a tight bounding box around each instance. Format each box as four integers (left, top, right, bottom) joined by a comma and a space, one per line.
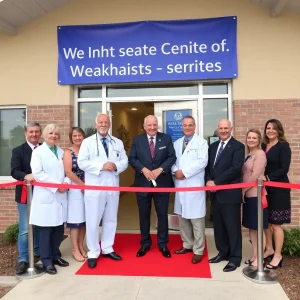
102, 252, 122, 261
223, 262, 240, 272
53, 258, 69, 267
159, 247, 171, 258
88, 258, 97, 269
208, 255, 229, 263
15, 261, 28, 275
44, 265, 57, 275
136, 246, 150, 257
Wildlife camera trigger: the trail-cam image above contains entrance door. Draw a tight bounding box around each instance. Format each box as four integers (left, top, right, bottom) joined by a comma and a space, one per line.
154, 100, 198, 230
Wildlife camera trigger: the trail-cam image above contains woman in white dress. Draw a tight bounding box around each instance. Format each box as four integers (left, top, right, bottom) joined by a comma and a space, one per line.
64, 127, 86, 262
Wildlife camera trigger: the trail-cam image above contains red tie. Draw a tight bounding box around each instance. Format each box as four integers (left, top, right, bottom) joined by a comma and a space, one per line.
33, 145, 37, 150
149, 137, 155, 158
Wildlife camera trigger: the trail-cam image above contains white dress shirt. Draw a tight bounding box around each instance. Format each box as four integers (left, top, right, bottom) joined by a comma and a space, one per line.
214, 136, 232, 165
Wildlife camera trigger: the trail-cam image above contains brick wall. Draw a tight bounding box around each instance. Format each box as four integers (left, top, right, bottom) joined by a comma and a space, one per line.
0, 105, 74, 232
234, 99, 300, 228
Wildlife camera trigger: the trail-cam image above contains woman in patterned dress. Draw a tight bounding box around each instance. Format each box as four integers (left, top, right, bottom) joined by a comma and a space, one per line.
64, 127, 87, 262
261, 119, 291, 269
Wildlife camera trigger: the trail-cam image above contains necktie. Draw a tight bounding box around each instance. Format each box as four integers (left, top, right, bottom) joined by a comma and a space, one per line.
33, 145, 38, 150
182, 137, 188, 154
149, 137, 155, 158
214, 141, 225, 166
102, 138, 108, 157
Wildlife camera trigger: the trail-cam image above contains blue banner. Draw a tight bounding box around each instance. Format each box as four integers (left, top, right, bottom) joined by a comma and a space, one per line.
165, 110, 191, 142
57, 17, 237, 85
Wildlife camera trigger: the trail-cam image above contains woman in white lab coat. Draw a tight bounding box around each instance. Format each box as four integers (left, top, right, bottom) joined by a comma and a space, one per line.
30, 124, 69, 275
64, 127, 86, 262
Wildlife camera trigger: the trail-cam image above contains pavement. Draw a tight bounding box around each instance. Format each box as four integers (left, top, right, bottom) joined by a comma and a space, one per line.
0, 230, 288, 300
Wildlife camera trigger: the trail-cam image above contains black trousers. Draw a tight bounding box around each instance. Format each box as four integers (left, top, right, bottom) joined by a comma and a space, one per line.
212, 198, 242, 265
136, 192, 169, 248
38, 225, 64, 267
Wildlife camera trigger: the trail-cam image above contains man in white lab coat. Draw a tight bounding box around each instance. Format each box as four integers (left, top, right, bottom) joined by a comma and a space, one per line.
172, 116, 208, 264
77, 113, 128, 269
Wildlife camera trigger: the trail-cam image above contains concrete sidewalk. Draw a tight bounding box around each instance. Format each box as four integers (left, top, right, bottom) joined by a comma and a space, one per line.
1, 230, 288, 300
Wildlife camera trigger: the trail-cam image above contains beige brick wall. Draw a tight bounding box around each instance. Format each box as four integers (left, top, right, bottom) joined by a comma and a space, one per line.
234, 99, 300, 228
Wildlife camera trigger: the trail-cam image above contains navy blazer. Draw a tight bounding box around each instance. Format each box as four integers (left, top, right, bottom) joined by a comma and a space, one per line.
11, 142, 33, 203
205, 137, 245, 204
129, 132, 176, 188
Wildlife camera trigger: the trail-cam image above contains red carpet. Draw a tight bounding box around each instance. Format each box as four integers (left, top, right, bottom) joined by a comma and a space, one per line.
76, 233, 212, 278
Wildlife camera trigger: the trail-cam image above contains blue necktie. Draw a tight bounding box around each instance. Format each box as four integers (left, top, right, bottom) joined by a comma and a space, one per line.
214, 141, 225, 166
102, 138, 108, 157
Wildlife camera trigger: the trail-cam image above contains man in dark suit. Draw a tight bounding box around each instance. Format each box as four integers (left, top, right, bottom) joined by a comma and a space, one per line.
11, 121, 42, 275
129, 115, 176, 258
205, 119, 244, 272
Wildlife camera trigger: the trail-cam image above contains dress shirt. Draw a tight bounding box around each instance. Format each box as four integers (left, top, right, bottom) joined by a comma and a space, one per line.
182, 134, 194, 152
214, 136, 232, 165
45, 142, 58, 158
97, 133, 109, 151
27, 141, 39, 151
147, 134, 157, 147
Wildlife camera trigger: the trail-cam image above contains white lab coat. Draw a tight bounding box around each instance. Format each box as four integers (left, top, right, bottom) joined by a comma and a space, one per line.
172, 135, 208, 219
29, 143, 68, 226
77, 134, 128, 257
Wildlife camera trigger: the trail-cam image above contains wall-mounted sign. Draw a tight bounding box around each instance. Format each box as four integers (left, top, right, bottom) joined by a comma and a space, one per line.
164, 110, 191, 142
57, 16, 237, 84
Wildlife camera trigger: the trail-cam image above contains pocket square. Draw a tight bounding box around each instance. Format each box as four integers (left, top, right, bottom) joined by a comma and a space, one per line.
159, 146, 166, 150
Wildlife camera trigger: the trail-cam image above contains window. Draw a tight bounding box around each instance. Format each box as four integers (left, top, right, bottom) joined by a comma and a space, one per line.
0, 108, 26, 176
107, 84, 198, 97
78, 87, 102, 98
78, 102, 102, 137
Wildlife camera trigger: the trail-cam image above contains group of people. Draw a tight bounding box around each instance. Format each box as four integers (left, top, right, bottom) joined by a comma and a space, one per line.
11, 114, 291, 275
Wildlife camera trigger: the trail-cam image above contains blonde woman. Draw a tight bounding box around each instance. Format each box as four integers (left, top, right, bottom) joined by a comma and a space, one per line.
29, 124, 69, 275
242, 129, 268, 267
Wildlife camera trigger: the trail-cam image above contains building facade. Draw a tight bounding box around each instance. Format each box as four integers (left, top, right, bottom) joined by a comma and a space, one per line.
0, 0, 299, 232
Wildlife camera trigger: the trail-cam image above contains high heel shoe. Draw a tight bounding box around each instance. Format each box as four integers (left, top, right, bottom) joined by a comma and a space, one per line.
72, 250, 85, 262
264, 253, 274, 260
266, 257, 283, 269
244, 259, 254, 265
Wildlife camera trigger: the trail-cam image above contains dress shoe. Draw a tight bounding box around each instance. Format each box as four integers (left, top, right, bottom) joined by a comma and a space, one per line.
159, 247, 171, 258
174, 247, 193, 254
223, 262, 240, 272
53, 258, 69, 267
136, 246, 150, 257
102, 252, 122, 261
44, 265, 57, 275
15, 261, 28, 275
192, 254, 203, 264
88, 258, 97, 269
208, 254, 229, 263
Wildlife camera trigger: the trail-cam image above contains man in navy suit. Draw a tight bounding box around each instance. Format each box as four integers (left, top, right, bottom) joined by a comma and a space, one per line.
129, 115, 176, 258
11, 121, 41, 275
205, 119, 244, 272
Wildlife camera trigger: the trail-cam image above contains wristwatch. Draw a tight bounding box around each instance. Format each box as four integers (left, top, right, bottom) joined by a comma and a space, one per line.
159, 167, 164, 173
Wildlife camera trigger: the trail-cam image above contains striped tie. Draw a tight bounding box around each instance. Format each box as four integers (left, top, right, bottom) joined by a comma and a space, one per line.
102, 138, 108, 157
214, 141, 225, 166
182, 137, 188, 154
149, 137, 155, 158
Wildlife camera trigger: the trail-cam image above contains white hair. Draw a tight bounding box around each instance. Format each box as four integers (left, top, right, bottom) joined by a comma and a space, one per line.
42, 124, 60, 139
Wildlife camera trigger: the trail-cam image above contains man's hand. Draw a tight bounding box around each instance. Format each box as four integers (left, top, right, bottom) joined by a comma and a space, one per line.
142, 167, 155, 181
103, 162, 117, 172
58, 182, 68, 194
206, 180, 216, 193
175, 170, 185, 180
24, 174, 35, 181
152, 168, 163, 180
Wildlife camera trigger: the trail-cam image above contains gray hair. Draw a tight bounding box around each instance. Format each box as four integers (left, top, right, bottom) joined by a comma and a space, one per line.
42, 124, 60, 139
95, 113, 109, 123
182, 116, 195, 124
144, 115, 158, 125
24, 121, 42, 132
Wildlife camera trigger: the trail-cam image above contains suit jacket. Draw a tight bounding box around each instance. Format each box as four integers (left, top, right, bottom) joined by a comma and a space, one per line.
11, 142, 33, 203
129, 132, 176, 188
262, 141, 291, 194
205, 137, 245, 204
